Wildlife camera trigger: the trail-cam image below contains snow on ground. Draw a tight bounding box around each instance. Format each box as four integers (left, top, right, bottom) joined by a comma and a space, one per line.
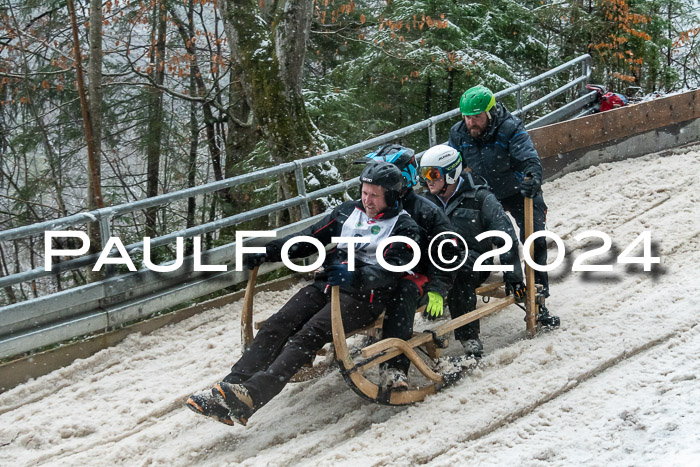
1, 146, 699, 466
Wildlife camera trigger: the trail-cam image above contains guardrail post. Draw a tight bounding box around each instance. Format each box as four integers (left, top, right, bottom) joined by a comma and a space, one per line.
581, 60, 588, 93
99, 211, 116, 278
294, 162, 311, 219
517, 88, 523, 115
428, 118, 437, 147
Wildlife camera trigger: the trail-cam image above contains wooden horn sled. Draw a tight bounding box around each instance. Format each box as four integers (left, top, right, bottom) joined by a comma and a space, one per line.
240, 196, 544, 404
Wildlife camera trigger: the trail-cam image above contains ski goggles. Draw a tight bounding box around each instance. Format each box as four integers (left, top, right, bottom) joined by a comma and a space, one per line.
420, 166, 445, 181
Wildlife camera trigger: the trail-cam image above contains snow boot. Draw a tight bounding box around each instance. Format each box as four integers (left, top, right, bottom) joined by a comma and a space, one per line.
537, 305, 560, 328
460, 338, 483, 358
380, 367, 409, 391
213, 382, 255, 426
185, 390, 234, 426
437, 354, 479, 385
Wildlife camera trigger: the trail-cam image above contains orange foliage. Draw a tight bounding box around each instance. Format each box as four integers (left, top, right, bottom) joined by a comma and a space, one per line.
673, 27, 700, 47
592, 0, 653, 84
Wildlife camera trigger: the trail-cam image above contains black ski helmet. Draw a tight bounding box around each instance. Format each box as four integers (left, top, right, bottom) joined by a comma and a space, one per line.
359, 161, 403, 206
365, 144, 418, 188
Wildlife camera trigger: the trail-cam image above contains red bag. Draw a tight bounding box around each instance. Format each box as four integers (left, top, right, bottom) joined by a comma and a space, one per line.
600, 92, 627, 112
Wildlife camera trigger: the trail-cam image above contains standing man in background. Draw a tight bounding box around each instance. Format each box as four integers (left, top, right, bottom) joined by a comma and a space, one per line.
448, 85, 559, 328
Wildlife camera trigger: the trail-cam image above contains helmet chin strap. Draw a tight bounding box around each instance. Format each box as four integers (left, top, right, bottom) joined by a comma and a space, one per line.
486, 106, 496, 127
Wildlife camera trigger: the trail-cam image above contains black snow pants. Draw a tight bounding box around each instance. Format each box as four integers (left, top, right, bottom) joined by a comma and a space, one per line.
500, 192, 550, 297
223, 283, 384, 409
448, 268, 491, 341
381, 275, 426, 374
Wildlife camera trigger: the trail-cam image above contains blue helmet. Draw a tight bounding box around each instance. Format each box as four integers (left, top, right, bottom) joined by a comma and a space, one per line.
365, 144, 418, 188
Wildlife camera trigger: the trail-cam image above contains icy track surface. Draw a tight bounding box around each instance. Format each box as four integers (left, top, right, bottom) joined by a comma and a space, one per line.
1, 147, 699, 466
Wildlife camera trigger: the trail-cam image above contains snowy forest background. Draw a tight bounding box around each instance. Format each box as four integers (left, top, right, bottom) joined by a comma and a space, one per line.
0, 0, 699, 306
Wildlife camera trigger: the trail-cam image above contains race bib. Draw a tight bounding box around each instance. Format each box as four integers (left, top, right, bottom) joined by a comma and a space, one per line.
339, 208, 406, 264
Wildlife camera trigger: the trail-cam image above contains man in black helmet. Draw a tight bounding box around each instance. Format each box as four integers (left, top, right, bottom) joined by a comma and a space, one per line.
365, 144, 460, 390
449, 85, 559, 328
186, 161, 421, 426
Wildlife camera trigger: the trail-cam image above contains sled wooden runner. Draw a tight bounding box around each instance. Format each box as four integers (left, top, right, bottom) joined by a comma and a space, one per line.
331, 284, 517, 405
241, 266, 258, 349
330, 285, 438, 405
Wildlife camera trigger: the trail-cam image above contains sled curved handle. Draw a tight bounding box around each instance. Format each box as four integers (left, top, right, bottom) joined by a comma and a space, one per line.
241, 266, 259, 349
331, 285, 380, 399
360, 338, 443, 383
331, 286, 438, 405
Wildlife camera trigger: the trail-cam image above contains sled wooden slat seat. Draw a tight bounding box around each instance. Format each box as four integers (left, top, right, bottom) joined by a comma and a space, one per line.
475, 281, 506, 297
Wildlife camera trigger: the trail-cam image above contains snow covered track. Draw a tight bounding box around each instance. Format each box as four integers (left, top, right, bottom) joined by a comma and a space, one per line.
1, 147, 699, 466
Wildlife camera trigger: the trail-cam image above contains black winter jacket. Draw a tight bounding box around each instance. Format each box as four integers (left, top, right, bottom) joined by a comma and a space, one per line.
448, 101, 542, 200
264, 200, 422, 295
422, 173, 523, 283
401, 189, 460, 298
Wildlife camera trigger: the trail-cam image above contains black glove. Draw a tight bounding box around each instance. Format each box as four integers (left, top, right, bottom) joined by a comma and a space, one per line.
246, 252, 268, 270
505, 280, 527, 302
326, 263, 354, 286
465, 250, 479, 270
519, 173, 541, 198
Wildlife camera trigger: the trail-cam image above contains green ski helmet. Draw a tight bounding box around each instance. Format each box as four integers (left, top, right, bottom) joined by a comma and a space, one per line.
460, 85, 496, 116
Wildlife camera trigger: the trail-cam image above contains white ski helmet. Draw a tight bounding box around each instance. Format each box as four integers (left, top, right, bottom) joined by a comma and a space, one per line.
419, 144, 463, 185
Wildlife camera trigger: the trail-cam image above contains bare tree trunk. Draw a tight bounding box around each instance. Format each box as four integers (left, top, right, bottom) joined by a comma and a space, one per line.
168, 6, 232, 209
87, 0, 103, 212
68, 0, 104, 281
0, 244, 17, 304
29, 236, 38, 298
67, 2, 103, 208
220, 0, 334, 225
145, 2, 167, 239
185, 0, 198, 256
13, 241, 28, 301
224, 74, 258, 219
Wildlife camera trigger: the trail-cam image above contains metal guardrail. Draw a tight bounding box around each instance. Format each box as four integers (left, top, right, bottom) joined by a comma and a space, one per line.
0, 54, 593, 358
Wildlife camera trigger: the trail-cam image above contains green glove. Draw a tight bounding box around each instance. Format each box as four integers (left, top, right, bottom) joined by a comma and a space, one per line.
423, 291, 444, 320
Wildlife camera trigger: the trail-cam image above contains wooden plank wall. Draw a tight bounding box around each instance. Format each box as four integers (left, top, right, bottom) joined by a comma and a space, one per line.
530, 88, 700, 159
